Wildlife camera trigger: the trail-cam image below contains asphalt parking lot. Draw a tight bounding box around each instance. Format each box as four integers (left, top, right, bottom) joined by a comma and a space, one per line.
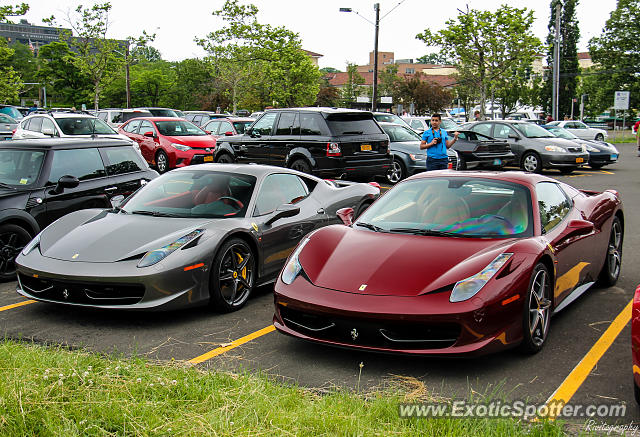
1, 143, 638, 424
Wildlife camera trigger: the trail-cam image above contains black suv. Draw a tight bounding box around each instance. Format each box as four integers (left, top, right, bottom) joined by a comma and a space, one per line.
213, 108, 391, 179
0, 138, 158, 279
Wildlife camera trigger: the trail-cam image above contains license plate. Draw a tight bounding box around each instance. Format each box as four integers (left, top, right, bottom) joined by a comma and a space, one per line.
360, 144, 372, 151
204, 156, 213, 162
493, 158, 502, 166
576, 157, 584, 163
611, 154, 618, 160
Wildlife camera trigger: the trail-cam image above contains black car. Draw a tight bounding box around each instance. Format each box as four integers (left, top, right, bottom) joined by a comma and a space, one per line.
453, 130, 515, 170
542, 125, 619, 169
214, 108, 391, 180
0, 138, 158, 279
378, 122, 458, 184
461, 120, 589, 174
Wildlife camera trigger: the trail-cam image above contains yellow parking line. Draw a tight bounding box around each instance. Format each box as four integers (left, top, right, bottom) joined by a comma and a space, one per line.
188, 325, 275, 364
544, 299, 632, 419
0, 300, 36, 312
599, 170, 614, 175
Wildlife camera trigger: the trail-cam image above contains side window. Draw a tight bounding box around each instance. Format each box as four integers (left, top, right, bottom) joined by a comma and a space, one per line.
97, 112, 108, 121
124, 120, 141, 133
536, 182, 571, 233
493, 124, 516, 139
102, 146, 146, 175
111, 112, 122, 123
21, 119, 31, 130
192, 115, 203, 125
205, 121, 220, 134
472, 123, 493, 137
29, 117, 43, 132
275, 112, 299, 135
254, 173, 309, 216
251, 112, 277, 136
218, 121, 233, 134
300, 113, 323, 136
41, 117, 57, 134
48, 148, 106, 184
184, 114, 195, 122
575, 122, 587, 129
139, 120, 155, 136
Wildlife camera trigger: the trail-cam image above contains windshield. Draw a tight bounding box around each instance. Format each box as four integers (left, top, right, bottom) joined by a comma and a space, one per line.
122, 170, 256, 218
356, 177, 533, 238
148, 109, 178, 117
0, 107, 22, 120
57, 117, 116, 135
155, 120, 207, 137
0, 149, 45, 187
545, 127, 578, 140
326, 113, 382, 135
0, 114, 17, 124
440, 118, 459, 130
374, 113, 412, 129
233, 121, 254, 134
381, 124, 420, 142
514, 123, 555, 138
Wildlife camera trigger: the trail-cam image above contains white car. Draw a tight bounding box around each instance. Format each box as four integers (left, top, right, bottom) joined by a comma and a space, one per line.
546, 120, 608, 141
12, 111, 143, 155
401, 115, 460, 134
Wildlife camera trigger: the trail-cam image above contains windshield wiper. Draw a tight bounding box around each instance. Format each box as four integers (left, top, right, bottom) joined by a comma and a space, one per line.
341, 131, 363, 135
355, 222, 386, 232
131, 210, 181, 217
0, 182, 17, 190
389, 227, 474, 237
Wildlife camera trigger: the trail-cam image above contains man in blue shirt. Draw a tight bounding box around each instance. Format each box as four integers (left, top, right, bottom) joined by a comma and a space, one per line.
420, 113, 459, 170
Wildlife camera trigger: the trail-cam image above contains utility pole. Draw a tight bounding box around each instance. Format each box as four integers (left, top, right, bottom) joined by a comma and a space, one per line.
372, 3, 380, 112
125, 43, 131, 109
551, 2, 561, 120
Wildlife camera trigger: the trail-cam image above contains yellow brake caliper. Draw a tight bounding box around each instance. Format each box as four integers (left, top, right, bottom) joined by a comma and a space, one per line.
236, 253, 246, 281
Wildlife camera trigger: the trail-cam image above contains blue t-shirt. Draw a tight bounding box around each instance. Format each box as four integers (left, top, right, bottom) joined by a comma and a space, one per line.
422, 128, 448, 159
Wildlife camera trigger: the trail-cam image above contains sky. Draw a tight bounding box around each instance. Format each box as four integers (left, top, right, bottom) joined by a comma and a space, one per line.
20, 0, 617, 69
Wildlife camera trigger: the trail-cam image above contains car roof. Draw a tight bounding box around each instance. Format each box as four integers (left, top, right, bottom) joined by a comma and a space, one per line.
408, 169, 553, 186
265, 107, 371, 114
0, 137, 134, 150
123, 117, 191, 122
205, 117, 255, 123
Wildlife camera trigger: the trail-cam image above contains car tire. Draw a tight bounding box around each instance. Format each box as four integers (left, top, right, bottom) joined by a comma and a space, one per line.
590, 163, 603, 170
354, 201, 371, 219
595, 133, 605, 141
457, 156, 467, 170
559, 167, 576, 175
0, 224, 33, 281
521, 151, 542, 173
386, 158, 406, 184
215, 153, 234, 164
597, 216, 622, 287
155, 150, 169, 173
519, 262, 552, 354
209, 238, 255, 312
289, 159, 312, 174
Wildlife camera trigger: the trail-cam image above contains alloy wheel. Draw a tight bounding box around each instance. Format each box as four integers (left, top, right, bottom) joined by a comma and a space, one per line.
523, 154, 539, 173
386, 160, 403, 184
528, 268, 551, 347
607, 219, 622, 280
217, 243, 254, 307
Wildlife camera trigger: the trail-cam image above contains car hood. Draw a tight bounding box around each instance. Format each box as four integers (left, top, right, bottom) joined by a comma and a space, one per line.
39, 209, 218, 262
526, 137, 581, 149
298, 225, 519, 297
163, 135, 217, 148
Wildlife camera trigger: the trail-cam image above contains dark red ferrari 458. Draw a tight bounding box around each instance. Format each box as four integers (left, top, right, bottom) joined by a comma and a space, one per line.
274, 170, 623, 356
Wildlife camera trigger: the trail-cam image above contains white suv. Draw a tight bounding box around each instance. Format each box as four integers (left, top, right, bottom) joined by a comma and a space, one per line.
12, 111, 142, 154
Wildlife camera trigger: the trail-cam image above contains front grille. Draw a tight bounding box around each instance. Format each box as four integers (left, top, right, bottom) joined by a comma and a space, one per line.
567, 147, 583, 153
189, 154, 215, 165
18, 273, 145, 305
280, 306, 460, 350
448, 154, 458, 170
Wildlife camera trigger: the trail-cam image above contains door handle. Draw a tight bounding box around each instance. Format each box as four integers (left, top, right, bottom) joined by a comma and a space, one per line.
105, 186, 118, 192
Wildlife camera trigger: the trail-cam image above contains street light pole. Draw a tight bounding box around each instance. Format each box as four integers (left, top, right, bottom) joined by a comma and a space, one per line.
372, 3, 380, 112
125, 43, 131, 109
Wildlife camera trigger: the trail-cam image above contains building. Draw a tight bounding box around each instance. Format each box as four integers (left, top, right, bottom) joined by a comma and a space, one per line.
0, 19, 69, 54
303, 49, 323, 67
356, 51, 457, 76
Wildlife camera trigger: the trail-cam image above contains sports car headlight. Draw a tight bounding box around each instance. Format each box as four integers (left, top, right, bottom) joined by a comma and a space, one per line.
449, 253, 512, 303
172, 143, 191, 151
21, 232, 42, 256
137, 229, 203, 268
586, 144, 599, 152
544, 145, 567, 153
281, 237, 310, 285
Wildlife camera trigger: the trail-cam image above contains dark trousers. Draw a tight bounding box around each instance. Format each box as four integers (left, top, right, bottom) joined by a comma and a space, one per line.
426, 157, 449, 171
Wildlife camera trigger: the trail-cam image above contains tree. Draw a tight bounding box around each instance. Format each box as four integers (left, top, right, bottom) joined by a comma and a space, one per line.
417, 6, 542, 119
0, 39, 22, 103
196, 0, 320, 111
0, 3, 28, 22
377, 64, 402, 102
315, 79, 340, 107
341, 63, 365, 107
37, 41, 92, 107
542, 0, 580, 118
397, 74, 452, 115
416, 51, 454, 65
45, 3, 124, 110
587, 0, 640, 114
319, 67, 340, 73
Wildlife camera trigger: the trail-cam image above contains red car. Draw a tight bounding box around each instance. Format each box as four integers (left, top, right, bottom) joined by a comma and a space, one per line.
274, 170, 623, 356
119, 117, 216, 173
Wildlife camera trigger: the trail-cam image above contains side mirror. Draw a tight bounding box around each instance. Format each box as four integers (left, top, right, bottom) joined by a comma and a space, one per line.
336, 207, 355, 226
205, 130, 211, 135
265, 203, 300, 225
52, 175, 79, 194
248, 129, 260, 138
224, 131, 234, 136
110, 194, 125, 208
565, 219, 595, 237
508, 134, 519, 140
42, 127, 56, 137
143, 131, 155, 138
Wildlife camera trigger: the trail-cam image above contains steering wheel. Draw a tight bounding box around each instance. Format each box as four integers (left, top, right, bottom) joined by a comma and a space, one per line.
482, 214, 515, 230
218, 196, 244, 210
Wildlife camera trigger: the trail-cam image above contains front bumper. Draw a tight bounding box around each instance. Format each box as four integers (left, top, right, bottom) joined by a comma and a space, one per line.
273, 272, 529, 356
16, 252, 211, 311
588, 151, 618, 166
542, 152, 590, 168
175, 151, 215, 168
465, 152, 516, 168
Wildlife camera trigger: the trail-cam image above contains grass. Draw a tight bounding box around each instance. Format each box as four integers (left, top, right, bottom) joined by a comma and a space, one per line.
0, 340, 570, 436
606, 130, 636, 144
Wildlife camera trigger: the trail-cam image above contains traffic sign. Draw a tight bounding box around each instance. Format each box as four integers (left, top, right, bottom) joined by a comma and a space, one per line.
614, 91, 630, 110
